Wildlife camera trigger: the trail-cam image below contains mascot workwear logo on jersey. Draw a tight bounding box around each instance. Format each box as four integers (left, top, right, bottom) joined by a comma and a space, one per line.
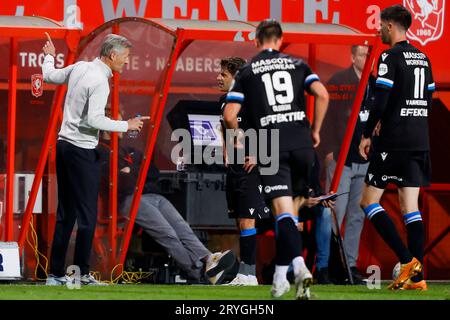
404, 0, 446, 46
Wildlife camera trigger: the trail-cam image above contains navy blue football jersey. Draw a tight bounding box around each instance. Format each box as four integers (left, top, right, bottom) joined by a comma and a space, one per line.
225, 49, 320, 151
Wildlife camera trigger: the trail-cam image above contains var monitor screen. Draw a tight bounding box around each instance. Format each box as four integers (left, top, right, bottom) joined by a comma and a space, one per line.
187, 114, 223, 148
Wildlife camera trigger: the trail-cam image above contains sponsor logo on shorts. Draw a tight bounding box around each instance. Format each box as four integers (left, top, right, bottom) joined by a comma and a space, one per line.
382, 175, 403, 182
264, 185, 288, 193
258, 185, 263, 193
249, 208, 255, 215
368, 173, 374, 181
381, 152, 388, 161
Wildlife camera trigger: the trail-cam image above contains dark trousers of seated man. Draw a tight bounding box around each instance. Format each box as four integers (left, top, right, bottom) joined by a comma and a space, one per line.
50, 140, 100, 277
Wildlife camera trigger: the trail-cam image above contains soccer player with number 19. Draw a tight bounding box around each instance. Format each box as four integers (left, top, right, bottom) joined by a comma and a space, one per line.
223, 19, 329, 299
359, 5, 434, 291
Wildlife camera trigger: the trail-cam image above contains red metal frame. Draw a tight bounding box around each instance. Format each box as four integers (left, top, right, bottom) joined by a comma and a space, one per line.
0, 18, 81, 249
117, 23, 379, 266
119, 29, 187, 265
6, 37, 18, 241
17, 51, 77, 250
108, 22, 120, 270
0, 27, 67, 39
15, 17, 384, 274
329, 37, 382, 193
117, 22, 379, 267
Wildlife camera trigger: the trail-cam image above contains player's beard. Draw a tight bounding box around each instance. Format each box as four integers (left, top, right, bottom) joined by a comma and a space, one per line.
381, 30, 390, 44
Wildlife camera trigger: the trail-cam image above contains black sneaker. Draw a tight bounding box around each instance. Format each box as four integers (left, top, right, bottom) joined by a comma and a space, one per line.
205, 250, 236, 285
350, 267, 366, 285
316, 267, 332, 285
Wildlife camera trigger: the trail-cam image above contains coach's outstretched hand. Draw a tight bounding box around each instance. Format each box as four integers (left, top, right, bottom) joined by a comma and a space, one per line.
127, 116, 150, 132
43, 32, 56, 57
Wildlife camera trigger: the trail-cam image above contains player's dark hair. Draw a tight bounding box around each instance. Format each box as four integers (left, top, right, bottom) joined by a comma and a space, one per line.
256, 19, 283, 44
380, 5, 412, 31
220, 57, 246, 76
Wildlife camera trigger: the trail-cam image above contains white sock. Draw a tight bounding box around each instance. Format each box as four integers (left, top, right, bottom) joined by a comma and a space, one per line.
273, 265, 289, 284
292, 256, 306, 277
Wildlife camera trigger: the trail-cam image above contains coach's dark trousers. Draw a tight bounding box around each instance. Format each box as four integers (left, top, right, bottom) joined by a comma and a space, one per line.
50, 140, 100, 276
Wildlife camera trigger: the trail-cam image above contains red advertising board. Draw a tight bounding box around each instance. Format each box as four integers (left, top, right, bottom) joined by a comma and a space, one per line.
0, 0, 449, 84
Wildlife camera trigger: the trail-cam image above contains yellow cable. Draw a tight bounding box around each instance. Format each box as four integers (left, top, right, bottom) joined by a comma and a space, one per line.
89, 263, 155, 285
29, 215, 46, 279
31, 219, 49, 277
26, 214, 49, 280
31, 217, 48, 279
26, 216, 153, 284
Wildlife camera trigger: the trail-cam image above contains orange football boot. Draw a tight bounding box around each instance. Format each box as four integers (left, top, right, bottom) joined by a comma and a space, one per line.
400, 279, 428, 291
388, 257, 422, 290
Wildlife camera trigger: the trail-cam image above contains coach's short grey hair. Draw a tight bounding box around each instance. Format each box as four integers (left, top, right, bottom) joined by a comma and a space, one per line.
99, 34, 132, 57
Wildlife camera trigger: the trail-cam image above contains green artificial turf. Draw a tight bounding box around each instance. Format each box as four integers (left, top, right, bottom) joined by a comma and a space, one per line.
0, 283, 448, 300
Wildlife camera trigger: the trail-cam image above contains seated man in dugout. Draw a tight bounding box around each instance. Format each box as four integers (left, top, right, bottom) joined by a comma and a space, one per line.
97, 107, 236, 284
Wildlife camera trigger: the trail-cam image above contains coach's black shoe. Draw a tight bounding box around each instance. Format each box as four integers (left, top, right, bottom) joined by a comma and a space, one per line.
315, 267, 332, 285
350, 267, 366, 285
205, 250, 236, 285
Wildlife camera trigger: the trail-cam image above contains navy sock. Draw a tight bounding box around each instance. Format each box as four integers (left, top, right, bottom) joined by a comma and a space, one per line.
275, 214, 302, 265
240, 228, 257, 266
363, 204, 412, 264
404, 212, 425, 282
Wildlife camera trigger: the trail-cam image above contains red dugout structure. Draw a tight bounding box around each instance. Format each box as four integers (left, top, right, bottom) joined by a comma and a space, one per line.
0, 16, 80, 252
6, 17, 447, 281
21, 17, 377, 278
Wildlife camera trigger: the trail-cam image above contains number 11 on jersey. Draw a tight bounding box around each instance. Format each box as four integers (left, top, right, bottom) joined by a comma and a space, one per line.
413, 67, 425, 99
